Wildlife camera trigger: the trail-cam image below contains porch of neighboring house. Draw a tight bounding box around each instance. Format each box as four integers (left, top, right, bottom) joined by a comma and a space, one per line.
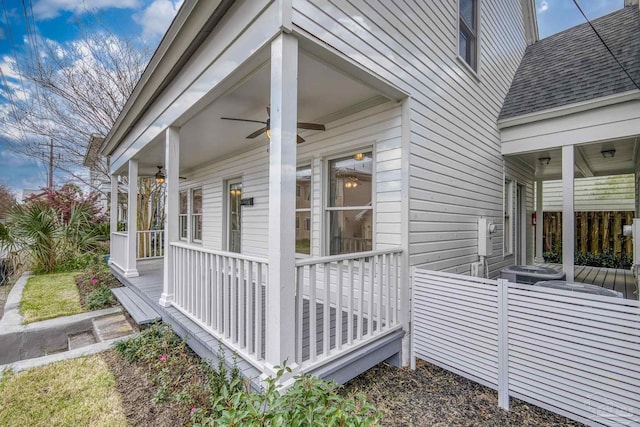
105, 32, 408, 386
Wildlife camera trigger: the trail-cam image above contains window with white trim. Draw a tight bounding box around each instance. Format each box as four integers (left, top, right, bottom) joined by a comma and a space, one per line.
179, 191, 188, 240
191, 188, 202, 242
327, 152, 373, 255
459, 0, 479, 71
504, 179, 513, 255
296, 166, 312, 255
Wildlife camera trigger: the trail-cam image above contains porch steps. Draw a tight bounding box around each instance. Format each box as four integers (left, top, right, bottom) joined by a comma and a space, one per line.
112, 287, 161, 327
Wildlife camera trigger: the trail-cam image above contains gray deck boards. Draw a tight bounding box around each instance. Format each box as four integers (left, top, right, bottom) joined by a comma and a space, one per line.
539, 263, 638, 299
111, 287, 161, 325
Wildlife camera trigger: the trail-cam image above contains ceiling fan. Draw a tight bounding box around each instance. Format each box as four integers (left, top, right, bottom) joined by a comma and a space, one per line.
221, 107, 325, 143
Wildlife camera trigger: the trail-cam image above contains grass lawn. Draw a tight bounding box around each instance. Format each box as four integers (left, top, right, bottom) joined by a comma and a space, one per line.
0, 356, 127, 427
20, 272, 83, 324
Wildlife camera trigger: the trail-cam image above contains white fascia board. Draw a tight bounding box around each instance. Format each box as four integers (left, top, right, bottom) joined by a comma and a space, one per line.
498, 90, 640, 129
501, 97, 640, 155
109, 3, 280, 175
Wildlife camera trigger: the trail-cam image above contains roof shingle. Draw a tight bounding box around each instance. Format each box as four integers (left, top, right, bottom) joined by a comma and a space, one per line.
499, 6, 640, 120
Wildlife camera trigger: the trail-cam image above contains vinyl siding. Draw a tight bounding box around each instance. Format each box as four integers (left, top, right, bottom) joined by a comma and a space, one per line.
179, 103, 402, 258
541, 174, 635, 212
292, 0, 529, 274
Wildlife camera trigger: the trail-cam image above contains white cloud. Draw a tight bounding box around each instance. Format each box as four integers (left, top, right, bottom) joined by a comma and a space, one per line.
537, 0, 549, 13
32, 0, 140, 20
134, 0, 183, 41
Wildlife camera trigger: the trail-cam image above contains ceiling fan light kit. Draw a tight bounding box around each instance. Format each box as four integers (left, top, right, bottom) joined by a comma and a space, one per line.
221, 107, 325, 144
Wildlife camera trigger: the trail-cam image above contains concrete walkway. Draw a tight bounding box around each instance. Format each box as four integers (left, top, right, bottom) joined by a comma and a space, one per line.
0, 271, 30, 329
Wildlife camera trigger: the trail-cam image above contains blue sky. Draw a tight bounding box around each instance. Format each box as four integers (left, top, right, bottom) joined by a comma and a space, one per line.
0, 0, 628, 196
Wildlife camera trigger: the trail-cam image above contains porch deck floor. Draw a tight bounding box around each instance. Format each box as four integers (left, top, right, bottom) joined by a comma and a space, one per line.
537, 263, 638, 300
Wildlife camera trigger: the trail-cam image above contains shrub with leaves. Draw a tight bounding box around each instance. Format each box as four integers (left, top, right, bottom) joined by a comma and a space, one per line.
87, 285, 115, 310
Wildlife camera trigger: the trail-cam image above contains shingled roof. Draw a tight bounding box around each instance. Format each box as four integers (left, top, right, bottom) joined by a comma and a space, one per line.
499, 6, 640, 121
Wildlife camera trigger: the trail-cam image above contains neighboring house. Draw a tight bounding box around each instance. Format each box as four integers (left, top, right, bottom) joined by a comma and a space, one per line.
541, 174, 635, 213
100, 0, 637, 387
499, 3, 640, 276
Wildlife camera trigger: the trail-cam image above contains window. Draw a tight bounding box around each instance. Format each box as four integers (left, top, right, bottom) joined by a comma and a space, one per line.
296, 166, 312, 255
191, 188, 202, 242
327, 152, 373, 255
504, 179, 513, 255
179, 191, 188, 240
459, 0, 478, 71
228, 181, 242, 253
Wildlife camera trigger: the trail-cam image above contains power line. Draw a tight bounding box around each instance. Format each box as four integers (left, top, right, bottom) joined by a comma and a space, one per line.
572, 0, 640, 91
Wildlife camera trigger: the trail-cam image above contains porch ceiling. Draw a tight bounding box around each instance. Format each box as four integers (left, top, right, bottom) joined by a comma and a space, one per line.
508, 136, 639, 180
132, 51, 387, 177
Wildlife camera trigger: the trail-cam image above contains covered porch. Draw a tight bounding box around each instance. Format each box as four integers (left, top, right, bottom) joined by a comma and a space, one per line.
104, 17, 409, 383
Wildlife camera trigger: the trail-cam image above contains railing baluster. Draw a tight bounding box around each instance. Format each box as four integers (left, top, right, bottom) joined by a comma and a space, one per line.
368, 255, 375, 336
385, 253, 390, 330
358, 257, 365, 341
377, 254, 383, 333
216, 255, 222, 333
336, 260, 343, 351
256, 262, 263, 360
247, 261, 254, 355
347, 259, 354, 345
238, 259, 245, 346
323, 262, 330, 356
296, 266, 304, 364
309, 264, 317, 362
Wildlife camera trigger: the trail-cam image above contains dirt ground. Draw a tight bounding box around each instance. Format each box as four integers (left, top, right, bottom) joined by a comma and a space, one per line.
0, 281, 12, 319
343, 359, 583, 427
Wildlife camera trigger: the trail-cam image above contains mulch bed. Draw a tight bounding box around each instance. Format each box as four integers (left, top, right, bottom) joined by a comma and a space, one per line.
74, 270, 122, 309
100, 350, 192, 427
343, 359, 583, 426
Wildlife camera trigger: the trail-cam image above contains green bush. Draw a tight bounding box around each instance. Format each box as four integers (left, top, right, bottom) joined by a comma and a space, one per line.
87, 285, 115, 310
544, 250, 632, 269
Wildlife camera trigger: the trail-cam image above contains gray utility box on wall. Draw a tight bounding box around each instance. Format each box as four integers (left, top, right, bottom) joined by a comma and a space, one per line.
500, 265, 565, 285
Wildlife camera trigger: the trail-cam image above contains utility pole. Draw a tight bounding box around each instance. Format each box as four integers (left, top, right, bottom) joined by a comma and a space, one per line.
48, 138, 53, 189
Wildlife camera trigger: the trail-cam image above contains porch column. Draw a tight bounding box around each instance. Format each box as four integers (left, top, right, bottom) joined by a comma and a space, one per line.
266, 33, 298, 370
125, 159, 139, 277
110, 174, 118, 237
562, 145, 574, 281
160, 127, 180, 307
535, 180, 544, 262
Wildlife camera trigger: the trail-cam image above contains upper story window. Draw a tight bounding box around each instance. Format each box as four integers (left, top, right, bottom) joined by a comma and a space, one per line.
327, 152, 373, 255
296, 166, 312, 255
459, 0, 478, 71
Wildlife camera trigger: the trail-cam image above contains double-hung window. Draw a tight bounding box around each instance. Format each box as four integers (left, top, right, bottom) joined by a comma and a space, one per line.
191, 188, 202, 242
296, 166, 312, 255
179, 191, 188, 240
459, 0, 478, 71
327, 152, 373, 255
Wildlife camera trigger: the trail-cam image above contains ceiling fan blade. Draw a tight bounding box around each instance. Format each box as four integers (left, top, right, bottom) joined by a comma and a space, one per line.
297, 122, 325, 131
221, 117, 267, 125
266, 106, 270, 117
247, 127, 268, 139
297, 134, 305, 144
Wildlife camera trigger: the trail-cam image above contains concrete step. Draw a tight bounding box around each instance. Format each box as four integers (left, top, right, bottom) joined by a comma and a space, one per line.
67, 331, 97, 350
92, 313, 134, 342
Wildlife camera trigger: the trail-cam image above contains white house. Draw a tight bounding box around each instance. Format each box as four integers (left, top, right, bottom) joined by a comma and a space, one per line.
101, 0, 640, 387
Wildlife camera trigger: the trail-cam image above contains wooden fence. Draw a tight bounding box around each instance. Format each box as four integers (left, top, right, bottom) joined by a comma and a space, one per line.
543, 211, 633, 256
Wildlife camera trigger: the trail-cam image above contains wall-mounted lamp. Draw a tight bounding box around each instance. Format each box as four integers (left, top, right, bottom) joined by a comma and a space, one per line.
601, 149, 616, 159
265, 128, 271, 139
538, 157, 551, 166
155, 166, 165, 184
353, 152, 365, 161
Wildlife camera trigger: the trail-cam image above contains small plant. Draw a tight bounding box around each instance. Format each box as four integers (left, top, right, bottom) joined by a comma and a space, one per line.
87, 285, 115, 310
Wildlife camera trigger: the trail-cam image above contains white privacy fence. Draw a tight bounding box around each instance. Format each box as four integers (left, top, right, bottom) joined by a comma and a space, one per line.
412, 268, 640, 427
110, 232, 128, 271
137, 230, 164, 259
295, 248, 402, 369
170, 242, 268, 365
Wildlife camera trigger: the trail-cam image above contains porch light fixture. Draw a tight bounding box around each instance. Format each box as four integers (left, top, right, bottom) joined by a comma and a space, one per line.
230, 188, 241, 196
353, 152, 365, 161
601, 149, 616, 159
538, 157, 551, 166
266, 128, 271, 139
155, 166, 165, 184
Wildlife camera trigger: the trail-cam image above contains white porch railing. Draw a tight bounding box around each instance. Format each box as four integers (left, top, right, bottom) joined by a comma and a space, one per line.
170, 242, 268, 366
110, 232, 128, 271
137, 230, 164, 259
295, 248, 402, 369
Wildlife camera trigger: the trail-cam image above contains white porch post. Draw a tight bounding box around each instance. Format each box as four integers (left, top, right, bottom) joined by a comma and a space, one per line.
562, 145, 574, 282
110, 174, 118, 236
535, 180, 544, 262
266, 33, 298, 370
160, 127, 180, 307
125, 159, 139, 277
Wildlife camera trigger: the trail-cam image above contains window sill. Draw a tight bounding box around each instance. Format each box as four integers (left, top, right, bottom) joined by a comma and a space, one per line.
456, 56, 480, 82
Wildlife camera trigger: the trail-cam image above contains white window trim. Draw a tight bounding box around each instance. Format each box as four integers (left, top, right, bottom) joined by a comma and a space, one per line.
456, 0, 481, 78
296, 164, 312, 258
323, 148, 376, 256
178, 186, 203, 244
